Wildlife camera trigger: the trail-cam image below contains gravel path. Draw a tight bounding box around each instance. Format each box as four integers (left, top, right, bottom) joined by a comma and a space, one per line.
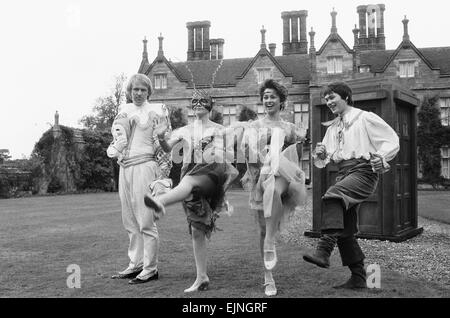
280, 190, 450, 288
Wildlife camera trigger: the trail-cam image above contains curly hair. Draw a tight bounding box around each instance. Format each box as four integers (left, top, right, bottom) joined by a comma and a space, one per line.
259, 79, 288, 111
322, 81, 353, 106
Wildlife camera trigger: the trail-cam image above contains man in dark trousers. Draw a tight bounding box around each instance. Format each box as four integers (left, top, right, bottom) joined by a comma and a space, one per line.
303, 81, 400, 289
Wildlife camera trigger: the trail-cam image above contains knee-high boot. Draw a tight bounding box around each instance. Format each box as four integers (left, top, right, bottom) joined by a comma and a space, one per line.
333, 236, 366, 289
302, 235, 337, 268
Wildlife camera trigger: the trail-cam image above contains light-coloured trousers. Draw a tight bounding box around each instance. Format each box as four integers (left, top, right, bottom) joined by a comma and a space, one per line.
119, 160, 161, 277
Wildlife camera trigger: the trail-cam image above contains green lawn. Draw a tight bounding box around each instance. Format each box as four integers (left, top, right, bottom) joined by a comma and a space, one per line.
418, 190, 450, 224
0, 190, 448, 298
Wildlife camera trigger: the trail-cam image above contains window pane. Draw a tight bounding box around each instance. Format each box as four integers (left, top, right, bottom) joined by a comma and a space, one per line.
301, 103, 309, 112
336, 57, 342, 73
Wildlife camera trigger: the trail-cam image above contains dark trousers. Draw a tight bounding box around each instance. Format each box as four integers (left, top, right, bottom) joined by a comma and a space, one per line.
320, 160, 378, 266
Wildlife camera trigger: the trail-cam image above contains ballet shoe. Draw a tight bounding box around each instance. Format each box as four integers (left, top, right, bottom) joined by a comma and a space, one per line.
264, 281, 277, 297
184, 280, 210, 293
263, 248, 277, 271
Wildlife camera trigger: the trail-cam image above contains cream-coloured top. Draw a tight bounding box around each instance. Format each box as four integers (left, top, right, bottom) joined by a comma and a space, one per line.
106, 101, 169, 159
314, 107, 400, 168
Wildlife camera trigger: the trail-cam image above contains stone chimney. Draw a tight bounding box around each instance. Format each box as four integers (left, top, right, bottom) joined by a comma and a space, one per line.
309, 27, 316, 54
186, 21, 211, 61
269, 43, 276, 56
281, 10, 308, 55
210, 38, 224, 60
309, 27, 317, 84
376, 4, 386, 49
357, 4, 386, 51
352, 24, 360, 49
367, 6, 376, 48
357, 5, 368, 50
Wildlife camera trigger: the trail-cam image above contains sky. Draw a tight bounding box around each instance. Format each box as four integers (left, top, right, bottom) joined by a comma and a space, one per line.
1, 0, 449, 159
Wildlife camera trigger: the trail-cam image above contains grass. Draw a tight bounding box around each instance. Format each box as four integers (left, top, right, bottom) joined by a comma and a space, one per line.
0, 190, 448, 298
418, 190, 450, 224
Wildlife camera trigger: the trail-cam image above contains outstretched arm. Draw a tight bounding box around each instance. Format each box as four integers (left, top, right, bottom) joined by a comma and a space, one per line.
155, 118, 182, 152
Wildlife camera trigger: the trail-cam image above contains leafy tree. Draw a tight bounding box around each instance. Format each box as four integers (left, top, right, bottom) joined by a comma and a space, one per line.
417, 95, 444, 187
80, 73, 127, 131
238, 105, 258, 122
0, 149, 11, 164
210, 107, 223, 125
168, 105, 189, 130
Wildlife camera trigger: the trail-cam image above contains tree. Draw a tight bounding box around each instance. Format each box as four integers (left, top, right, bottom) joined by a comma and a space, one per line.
80, 73, 127, 131
210, 107, 223, 125
417, 95, 444, 187
238, 105, 258, 122
0, 149, 11, 164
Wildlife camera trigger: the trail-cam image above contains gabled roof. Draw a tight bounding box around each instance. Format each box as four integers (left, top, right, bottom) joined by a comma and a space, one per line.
141, 51, 311, 87
143, 56, 188, 83
317, 33, 353, 55
360, 43, 450, 75
236, 48, 292, 80
420, 47, 450, 75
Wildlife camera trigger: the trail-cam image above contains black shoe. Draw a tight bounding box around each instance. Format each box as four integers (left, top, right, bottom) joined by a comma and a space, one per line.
333, 261, 367, 290
111, 270, 142, 279
128, 272, 159, 284
303, 235, 337, 268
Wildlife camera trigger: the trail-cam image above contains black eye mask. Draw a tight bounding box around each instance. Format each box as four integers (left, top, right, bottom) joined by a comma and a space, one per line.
191, 89, 213, 111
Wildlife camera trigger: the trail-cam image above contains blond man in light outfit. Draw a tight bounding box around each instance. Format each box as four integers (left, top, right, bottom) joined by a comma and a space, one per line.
107, 74, 171, 284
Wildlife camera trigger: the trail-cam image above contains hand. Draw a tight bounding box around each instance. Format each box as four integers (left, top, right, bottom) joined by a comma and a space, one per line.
370, 152, 384, 172
154, 118, 169, 139
294, 126, 306, 142
314, 142, 327, 160
114, 136, 127, 152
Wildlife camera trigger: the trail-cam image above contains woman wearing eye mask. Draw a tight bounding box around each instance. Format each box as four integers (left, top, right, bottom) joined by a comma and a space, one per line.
240, 79, 307, 296
143, 89, 238, 293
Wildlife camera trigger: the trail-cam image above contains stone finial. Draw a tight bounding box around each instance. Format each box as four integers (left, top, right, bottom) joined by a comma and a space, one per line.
402, 15, 410, 42
260, 25, 267, 49
331, 8, 338, 34
142, 36, 148, 61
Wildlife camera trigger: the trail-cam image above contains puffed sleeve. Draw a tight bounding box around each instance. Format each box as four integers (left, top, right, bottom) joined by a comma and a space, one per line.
363, 112, 400, 163
313, 127, 333, 168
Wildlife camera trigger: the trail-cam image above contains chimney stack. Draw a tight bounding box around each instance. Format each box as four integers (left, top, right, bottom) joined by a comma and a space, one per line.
376, 4, 386, 49
269, 43, 276, 56
281, 10, 308, 55
309, 27, 316, 54
210, 38, 224, 60
357, 5, 368, 50
186, 21, 211, 61
367, 6, 376, 48
352, 24, 359, 49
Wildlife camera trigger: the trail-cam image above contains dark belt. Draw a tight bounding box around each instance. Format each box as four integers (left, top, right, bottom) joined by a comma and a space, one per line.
335, 158, 369, 170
